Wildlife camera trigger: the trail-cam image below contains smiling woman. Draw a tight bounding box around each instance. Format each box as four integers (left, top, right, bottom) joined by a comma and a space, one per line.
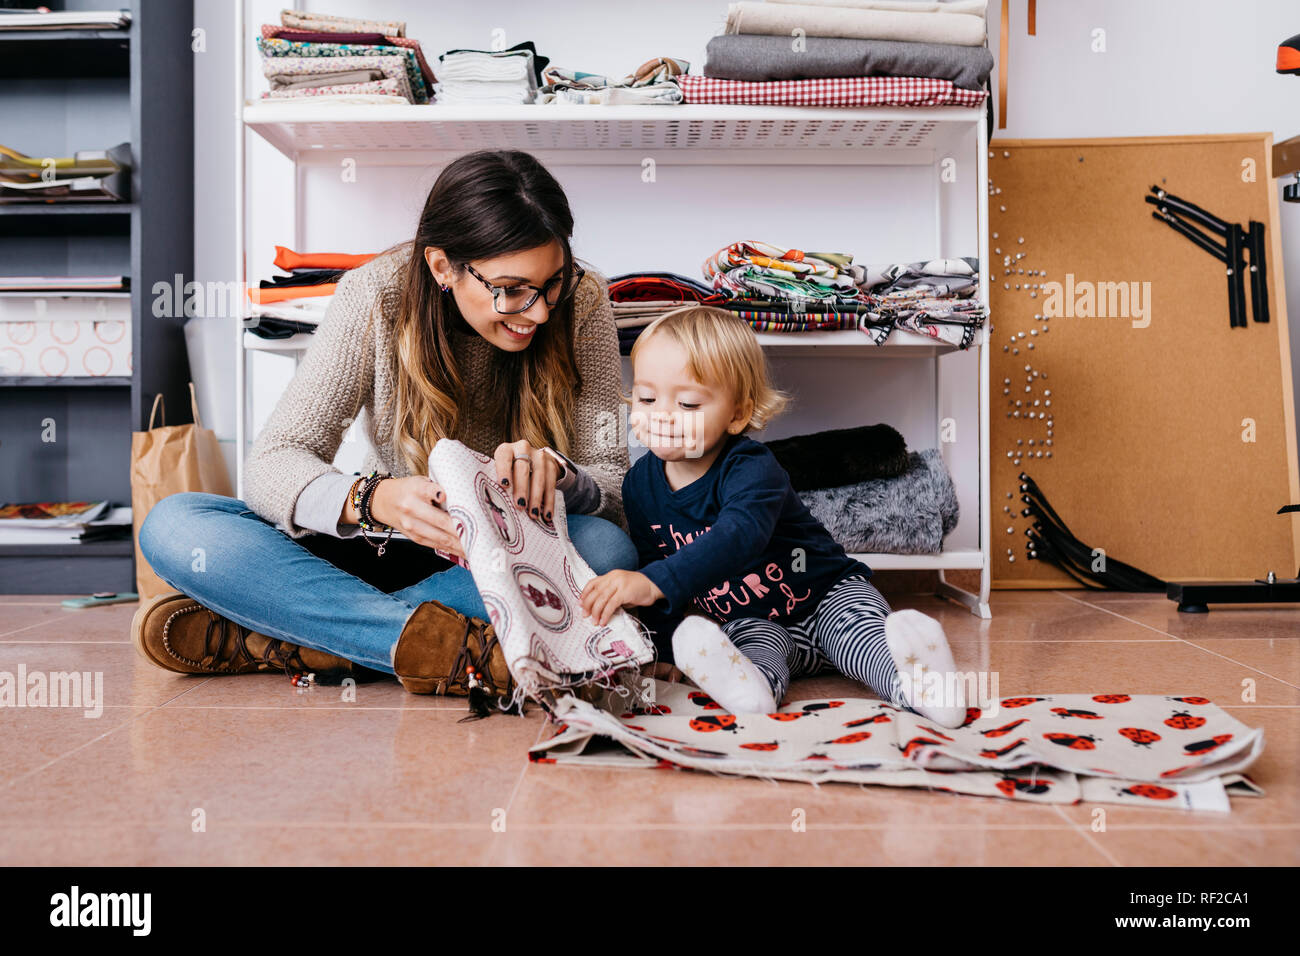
133, 150, 638, 700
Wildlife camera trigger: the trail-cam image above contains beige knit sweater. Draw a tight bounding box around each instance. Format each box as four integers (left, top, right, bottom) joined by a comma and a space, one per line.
243, 247, 630, 539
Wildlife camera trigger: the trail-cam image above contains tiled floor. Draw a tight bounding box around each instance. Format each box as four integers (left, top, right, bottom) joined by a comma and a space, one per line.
1, 589, 1296, 865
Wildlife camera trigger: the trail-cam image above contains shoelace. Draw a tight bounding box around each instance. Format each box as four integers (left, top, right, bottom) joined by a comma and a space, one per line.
194, 612, 304, 676
447, 620, 509, 695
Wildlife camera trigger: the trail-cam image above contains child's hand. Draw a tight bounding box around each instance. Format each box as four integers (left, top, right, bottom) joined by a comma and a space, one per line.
580, 570, 664, 627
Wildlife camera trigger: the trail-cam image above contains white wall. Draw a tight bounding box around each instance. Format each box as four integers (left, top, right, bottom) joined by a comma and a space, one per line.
192, 0, 1300, 508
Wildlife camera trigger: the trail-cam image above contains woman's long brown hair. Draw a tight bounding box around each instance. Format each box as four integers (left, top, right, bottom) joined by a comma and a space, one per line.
375, 150, 584, 475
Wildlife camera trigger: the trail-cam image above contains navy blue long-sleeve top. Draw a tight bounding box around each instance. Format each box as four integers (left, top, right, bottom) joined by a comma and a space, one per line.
622, 433, 871, 626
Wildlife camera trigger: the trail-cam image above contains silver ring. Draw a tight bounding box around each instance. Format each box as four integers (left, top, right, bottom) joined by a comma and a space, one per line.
513, 454, 532, 464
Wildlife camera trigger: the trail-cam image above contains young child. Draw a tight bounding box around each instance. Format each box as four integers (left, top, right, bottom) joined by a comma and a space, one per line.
580, 305, 967, 727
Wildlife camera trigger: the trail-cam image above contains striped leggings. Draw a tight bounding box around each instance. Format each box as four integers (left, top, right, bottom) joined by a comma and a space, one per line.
720, 574, 903, 706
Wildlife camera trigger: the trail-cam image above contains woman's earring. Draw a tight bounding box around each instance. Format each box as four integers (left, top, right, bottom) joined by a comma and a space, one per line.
440, 284, 450, 293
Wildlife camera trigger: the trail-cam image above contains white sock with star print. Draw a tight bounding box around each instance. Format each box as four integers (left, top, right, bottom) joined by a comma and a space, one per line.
671, 616, 778, 715
884, 609, 966, 728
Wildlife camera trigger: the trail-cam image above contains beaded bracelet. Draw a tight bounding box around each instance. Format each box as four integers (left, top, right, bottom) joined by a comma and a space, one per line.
353, 470, 395, 555
356, 471, 389, 530
345, 475, 365, 515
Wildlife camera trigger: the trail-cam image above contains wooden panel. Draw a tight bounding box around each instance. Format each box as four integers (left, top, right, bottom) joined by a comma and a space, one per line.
988, 134, 1299, 585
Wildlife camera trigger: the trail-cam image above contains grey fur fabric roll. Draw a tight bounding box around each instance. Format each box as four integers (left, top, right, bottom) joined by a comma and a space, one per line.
798, 449, 959, 554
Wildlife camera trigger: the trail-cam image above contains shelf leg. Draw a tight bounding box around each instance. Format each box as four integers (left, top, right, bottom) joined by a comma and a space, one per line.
936, 568, 992, 618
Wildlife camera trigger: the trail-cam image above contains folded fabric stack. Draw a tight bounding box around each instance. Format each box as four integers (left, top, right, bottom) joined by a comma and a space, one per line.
800, 449, 959, 553
1, 142, 130, 204
607, 272, 720, 354
256, 9, 434, 104
539, 56, 689, 105
686, 0, 990, 108
245, 246, 375, 340
702, 240, 870, 332
764, 422, 959, 554
434, 41, 549, 105
763, 422, 910, 491
854, 256, 986, 347
0, 8, 129, 31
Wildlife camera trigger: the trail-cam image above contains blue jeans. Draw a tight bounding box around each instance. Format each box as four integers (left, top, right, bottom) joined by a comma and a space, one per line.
138, 492, 639, 674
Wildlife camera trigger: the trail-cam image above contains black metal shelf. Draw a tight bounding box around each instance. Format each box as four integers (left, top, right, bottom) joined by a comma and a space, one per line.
0, 540, 133, 558
0, 29, 130, 79
0, 204, 134, 242
2, 1, 193, 595
0, 203, 134, 216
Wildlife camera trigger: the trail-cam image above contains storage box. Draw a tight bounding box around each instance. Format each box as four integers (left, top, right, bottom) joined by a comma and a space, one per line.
0, 295, 131, 377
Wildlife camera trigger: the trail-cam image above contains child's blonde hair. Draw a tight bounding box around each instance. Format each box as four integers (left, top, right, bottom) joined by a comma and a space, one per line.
628, 305, 790, 432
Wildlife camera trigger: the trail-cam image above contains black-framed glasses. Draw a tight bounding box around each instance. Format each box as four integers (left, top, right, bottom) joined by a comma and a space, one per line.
463, 263, 586, 315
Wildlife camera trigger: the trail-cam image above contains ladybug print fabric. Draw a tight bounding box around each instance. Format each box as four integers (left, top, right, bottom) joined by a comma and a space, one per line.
428, 440, 654, 705
534, 681, 1265, 812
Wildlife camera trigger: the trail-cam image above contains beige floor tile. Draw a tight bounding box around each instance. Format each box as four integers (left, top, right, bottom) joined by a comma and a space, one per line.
0, 707, 155, 787
1072, 827, 1300, 866
2, 590, 1295, 866
989, 588, 1088, 604
891, 592, 1176, 643
0, 641, 217, 710
0, 601, 138, 642
1169, 640, 1299, 698
0, 706, 540, 832
1062, 592, 1300, 643
0, 824, 496, 866
161, 670, 477, 712
484, 824, 1114, 866
964, 641, 1300, 705
511, 760, 1068, 830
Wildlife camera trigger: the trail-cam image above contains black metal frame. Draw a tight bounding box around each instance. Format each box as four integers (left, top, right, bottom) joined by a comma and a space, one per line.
1167, 505, 1300, 614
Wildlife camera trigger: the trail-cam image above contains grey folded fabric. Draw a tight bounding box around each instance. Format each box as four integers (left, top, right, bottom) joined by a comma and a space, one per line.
268, 69, 384, 91
798, 449, 959, 554
705, 33, 992, 90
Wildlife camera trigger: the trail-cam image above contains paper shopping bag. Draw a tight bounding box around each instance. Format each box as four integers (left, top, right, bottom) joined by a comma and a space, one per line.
130, 382, 233, 600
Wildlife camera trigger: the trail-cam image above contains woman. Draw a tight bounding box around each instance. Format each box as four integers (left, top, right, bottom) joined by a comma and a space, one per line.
134, 149, 637, 697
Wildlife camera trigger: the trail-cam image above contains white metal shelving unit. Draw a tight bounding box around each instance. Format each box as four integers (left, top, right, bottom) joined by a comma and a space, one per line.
234, 34, 992, 617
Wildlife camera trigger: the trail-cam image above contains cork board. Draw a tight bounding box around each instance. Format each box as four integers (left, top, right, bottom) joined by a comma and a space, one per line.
989, 134, 1300, 587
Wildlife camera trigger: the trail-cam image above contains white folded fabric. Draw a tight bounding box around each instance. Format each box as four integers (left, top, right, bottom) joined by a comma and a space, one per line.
435, 49, 538, 104
539, 83, 683, 106
436, 50, 533, 82
434, 83, 537, 105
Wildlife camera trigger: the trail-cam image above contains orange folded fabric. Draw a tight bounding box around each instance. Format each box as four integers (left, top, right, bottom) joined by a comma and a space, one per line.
247, 283, 338, 304
272, 245, 376, 271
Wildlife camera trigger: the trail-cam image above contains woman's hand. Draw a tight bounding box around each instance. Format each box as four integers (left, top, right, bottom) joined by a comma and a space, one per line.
580, 570, 664, 627
493, 440, 561, 524
365, 476, 464, 557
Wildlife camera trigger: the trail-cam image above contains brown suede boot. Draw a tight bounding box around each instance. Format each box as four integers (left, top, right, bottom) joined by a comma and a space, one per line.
132, 591, 361, 683
391, 600, 513, 698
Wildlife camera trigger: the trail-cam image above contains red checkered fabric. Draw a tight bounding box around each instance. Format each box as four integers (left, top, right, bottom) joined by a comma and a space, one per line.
677, 75, 986, 108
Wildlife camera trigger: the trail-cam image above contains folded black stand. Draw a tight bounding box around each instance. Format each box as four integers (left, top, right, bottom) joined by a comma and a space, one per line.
1144, 186, 1269, 328
1018, 473, 1165, 591
1166, 504, 1300, 614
